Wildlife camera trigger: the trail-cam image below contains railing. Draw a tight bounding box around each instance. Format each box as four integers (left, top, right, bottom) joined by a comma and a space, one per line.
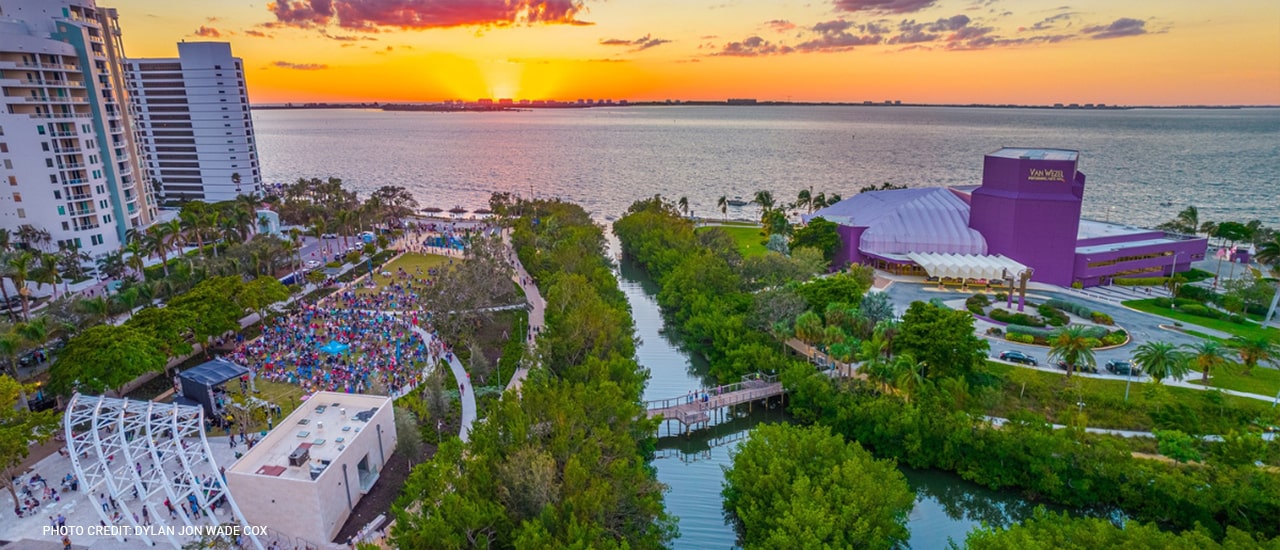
58, 163, 86, 169
644, 372, 779, 411
68, 194, 92, 201
53, 146, 82, 153
50, 130, 78, 137
74, 224, 100, 231
29, 112, 91, 119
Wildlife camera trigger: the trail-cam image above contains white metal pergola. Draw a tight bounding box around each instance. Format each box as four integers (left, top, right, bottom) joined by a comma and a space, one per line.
905, 252, 1029, 281
64, 393, 264, 549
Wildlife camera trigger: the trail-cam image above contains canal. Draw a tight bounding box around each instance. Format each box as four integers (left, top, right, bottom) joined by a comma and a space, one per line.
617, 257, 1051, 549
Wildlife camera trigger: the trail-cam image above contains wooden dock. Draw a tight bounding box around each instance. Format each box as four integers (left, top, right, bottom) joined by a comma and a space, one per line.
645, 374, 785, 435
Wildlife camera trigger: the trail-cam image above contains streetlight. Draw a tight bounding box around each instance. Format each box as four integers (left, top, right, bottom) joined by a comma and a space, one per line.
1124, 365, 1133, 402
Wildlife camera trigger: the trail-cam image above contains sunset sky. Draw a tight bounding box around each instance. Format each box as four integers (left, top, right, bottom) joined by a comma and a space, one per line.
110, 0, 1280, 105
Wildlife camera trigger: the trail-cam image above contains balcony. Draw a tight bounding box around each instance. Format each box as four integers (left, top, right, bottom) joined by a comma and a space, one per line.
61, 178, 86, 185
57, 163, 86, 170
73, 224, 100, 231
50, 130, 77, 137
69, 208, 93, 217
52, 145, 82, 154
68, 194, 92, 201
28, 112, 91, 119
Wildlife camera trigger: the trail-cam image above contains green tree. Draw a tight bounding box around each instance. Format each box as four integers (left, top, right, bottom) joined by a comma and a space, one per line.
1228, 335, 1278, 376
1184, 340, 1231, 385
47, 324, 167, 396
0, 375, 60, 512
393, 406, 425, 467
7, 251, 35, 321
788, 217, 841, 262
964, 508, 1271, 549
717, 195, 728, 221
236, 276, 291, 323
1155, 429, 1203, 463
1132, 341, 1189, 384
792, 271, 871, 311
794, 310, 825, 348
895, 301, 988, 380
168, 276, 246, 356
1047, 325, 1096, 378
722, 423, 914, 550
125, 306, 195, 358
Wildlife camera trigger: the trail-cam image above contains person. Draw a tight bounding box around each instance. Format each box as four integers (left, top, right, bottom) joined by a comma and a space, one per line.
62, 535, 72, 550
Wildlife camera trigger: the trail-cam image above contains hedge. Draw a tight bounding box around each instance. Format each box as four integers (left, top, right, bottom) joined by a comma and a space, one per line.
1091, 312, 1114, 325
1044, 299, 1092, 318
1005, 333, 1035, 344
1115, 276, 1168, 286
990, 308, 1047, 327
1037, 304, 1070, 326
966, 294, 991, 315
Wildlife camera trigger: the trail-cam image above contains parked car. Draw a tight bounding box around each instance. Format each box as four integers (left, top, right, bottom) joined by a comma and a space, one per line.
305, 260, 321, 269
1056, 360, 1098, 374
999, 350, 1038, 366
321, 233, 338, 239
1105, 360, 1142, 376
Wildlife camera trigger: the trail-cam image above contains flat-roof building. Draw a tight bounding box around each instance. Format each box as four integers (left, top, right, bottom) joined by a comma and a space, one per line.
808, 147, 1208, 287
225, 391, 396, 544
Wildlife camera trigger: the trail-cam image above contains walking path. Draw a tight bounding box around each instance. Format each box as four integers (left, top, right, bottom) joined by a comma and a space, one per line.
409, 325, 475, 442
503, 230, 545, 394
982, 415, 1279, 442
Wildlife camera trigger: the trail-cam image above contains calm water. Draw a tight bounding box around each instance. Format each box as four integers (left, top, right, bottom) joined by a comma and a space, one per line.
254, 106, 1280, 228
618, 256, 1052, 549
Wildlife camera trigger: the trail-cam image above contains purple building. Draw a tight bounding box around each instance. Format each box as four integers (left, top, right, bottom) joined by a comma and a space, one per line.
808, 147, 1208, 287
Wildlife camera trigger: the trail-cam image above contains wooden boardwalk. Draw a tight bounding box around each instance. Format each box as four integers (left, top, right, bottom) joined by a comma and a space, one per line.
645, 374, 784, 434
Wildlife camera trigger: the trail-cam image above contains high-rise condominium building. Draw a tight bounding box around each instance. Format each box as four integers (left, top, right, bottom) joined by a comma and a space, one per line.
126, 42, 262, 202
0, 0, 156, 257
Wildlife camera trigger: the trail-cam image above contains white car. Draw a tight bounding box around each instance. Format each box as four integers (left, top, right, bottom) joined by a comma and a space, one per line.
305, 260, 321, 269
321, 233, 338, 239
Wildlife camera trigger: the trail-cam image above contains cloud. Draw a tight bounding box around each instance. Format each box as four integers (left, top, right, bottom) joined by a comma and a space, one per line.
322, 30, 376, 41
266, 0, 591, 31
244, 29, 271, 37
765, 19, 796, 32
833, 0, 937, 14
599, 34, 670, 51
271, 61, 328, 70
193, 25, 222, 37
713, 36, 794, 57
1027, 12, 1073, 31
1081, 17, 1146, 39
797, 19, 881, 52
886, 14, 970, 44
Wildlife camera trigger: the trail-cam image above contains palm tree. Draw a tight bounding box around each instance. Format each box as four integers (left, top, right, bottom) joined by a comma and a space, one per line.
1047, 325, 1096, 378
1256, 234, 1280, 328
1132, 341, 1189, 384
676, 196, 689, 218
827, 193, 842, 204
96, 251, 126, 280
179, 204, 209, 258
1184, 340, 1231, 385
1229, 335, 1279, 376
123, 241, 146, 278
891, 354, 927, 405
753, 190, 775, 211
796, 188, 812, 213
77, 296, 110, 326
8, 251, 35, 321
335, 210, 355, 249
717, 195, 728, 221
232, 171, 243, 195
0, 228, 10, 252
0, 251, 16, 323
34, 252, 61, 300
143, 225, 172, 278
110, 286, 140, 319
812, 191, 828, 211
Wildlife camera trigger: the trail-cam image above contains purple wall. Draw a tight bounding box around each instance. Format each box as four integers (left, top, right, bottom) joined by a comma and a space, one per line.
1075, 229, 1166, 247
969, 154, 1084, 286
833, 224, 866, 268
1073, 237, 1209, 286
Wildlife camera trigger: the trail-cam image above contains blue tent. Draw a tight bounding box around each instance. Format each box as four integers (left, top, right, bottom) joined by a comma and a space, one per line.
319, 340, 350, 355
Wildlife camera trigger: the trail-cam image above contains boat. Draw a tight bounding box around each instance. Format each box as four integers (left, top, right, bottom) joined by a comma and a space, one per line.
726, 196, 749, 207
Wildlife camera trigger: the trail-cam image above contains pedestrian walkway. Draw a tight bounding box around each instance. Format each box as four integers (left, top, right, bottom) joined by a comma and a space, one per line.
502, 230, 545, 394
409, 325, 475, 442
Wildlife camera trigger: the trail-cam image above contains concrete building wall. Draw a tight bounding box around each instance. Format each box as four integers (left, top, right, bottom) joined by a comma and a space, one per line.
127, 41, 261, 202
225, 470, 322, 542
969, 153, 1084, 286
1073, 238, 1208, 287
308, 403, 397, 541
0, 0, 149, 258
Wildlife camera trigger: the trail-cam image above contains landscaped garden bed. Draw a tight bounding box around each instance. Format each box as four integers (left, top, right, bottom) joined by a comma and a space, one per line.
965, 294, 1127, 348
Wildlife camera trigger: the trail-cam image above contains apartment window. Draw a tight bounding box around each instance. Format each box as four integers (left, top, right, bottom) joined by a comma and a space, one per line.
61, 222, 69, 231
37, 126, 46, 135
1, 143, 8, 153
58, 206, 66, 216
3, 160, 10, 169
16, 208, 25, 219
99, 199, 107, 209
53, 190, 60, 200
12, 192, 21, 202
7, 176, 15, 186
47, 159, 54, 168
50, 175, 58, 184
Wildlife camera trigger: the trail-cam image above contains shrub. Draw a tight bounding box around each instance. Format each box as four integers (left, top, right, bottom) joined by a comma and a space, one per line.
1005, 333, 1035, 344
1071, 281, 1083, 289
1079, 326, 1109, 340
1176, 284, 1220, 305
966, 294, 990, 315
1082, 337, 1102, 348
1100, 330, 1128, 347
1115, 276, 1168, 286
1037, 304, 1070, 326
1043, 299, 1092, 318
994, 292, 1008, 301
1006, 324, 1055, 340
989, 308, 1047, 327
1090, 312, 1114, 325
1153, 297, 1174, 308
1179, 304, 1224, 320
986, 327, 1004, 337
1227, 314, 1248, 325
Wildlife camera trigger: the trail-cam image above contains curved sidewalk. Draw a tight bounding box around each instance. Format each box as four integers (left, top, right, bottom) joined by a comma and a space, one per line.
410, 325, 476, 443
503, 230, 546, 394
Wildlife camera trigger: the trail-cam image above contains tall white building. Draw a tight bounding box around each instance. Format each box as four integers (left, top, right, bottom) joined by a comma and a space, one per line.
0, 0, 157, 257
126, 42, 262, 202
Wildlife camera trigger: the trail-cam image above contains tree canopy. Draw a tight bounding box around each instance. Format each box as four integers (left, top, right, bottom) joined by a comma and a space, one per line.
1, 375, 60, 508
722, 423, 914, 549
47, 324, 167, 395
895, 301, 989, 380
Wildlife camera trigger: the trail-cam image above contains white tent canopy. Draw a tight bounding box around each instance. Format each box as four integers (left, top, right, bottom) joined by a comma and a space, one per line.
906, 252, 1029, 281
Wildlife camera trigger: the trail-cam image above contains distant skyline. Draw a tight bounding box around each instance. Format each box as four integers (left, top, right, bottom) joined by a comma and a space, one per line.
110, 0, 1280, 105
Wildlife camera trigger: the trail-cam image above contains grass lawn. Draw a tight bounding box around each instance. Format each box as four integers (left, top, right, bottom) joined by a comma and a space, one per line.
1187, 365, 1280, 398
698, 224, 768, 258
985, 361, 1279, 434
1122, 298, 1280, 342
357, 252, 452, 293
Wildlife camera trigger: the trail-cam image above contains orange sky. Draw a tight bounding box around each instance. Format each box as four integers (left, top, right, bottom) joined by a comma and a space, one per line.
110, 0, 1280, 105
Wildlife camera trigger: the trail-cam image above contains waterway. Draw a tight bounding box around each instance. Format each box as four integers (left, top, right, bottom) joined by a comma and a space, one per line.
618, 257, 1053, 549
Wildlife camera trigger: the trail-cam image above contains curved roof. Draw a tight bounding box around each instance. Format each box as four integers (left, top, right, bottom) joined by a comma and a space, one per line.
179, 357, 249, 386
808, 188, 986, 256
